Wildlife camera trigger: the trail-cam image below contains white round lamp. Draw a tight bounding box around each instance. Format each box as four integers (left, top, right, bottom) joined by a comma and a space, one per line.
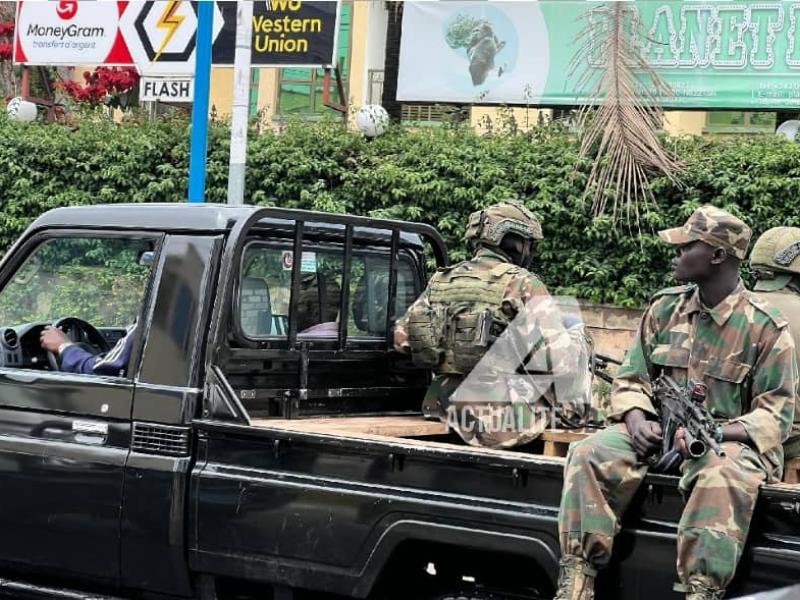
355, 104, 389, 138
777, 120, 800, 141
6, 98, 38, 123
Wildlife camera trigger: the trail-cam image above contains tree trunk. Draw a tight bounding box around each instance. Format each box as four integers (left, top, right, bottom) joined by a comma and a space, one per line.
0, 1, 16, 98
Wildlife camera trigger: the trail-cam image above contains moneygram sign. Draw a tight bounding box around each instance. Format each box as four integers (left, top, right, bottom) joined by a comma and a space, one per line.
15, 1, 131, 65
15, 1, 341, 73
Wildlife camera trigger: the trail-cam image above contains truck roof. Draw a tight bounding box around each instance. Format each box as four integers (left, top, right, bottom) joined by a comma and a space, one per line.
28, 203, 428, 247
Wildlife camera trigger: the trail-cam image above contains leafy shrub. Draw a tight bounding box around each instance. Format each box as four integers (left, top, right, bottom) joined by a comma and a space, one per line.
1, 110, 798, 307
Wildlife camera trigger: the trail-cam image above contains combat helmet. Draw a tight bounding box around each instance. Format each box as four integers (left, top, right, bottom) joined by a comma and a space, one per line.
464, 199, 543, 251
750, 227, 800, 292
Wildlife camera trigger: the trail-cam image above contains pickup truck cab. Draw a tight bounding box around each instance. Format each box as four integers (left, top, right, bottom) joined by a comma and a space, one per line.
0, 204, 796, 600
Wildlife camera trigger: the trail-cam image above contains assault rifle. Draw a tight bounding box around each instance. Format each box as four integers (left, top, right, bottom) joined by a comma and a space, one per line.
592, 352, 621, 384
649, 374, 725, 473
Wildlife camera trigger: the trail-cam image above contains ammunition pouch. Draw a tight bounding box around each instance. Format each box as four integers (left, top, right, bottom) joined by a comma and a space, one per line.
450, 308, 507, 372
406, 304, 447, 368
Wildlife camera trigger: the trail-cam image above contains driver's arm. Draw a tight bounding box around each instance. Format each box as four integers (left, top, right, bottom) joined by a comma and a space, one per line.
41, 325, 135, 377
90, 329, 135, 377
61, 345, 102, 375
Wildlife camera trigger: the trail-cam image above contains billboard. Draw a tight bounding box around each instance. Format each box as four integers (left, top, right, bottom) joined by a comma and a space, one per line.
14, 0, 340, 73
397, 1, 800, 110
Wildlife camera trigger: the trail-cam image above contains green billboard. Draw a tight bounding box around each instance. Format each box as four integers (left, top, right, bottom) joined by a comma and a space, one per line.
397, 1, 800, 109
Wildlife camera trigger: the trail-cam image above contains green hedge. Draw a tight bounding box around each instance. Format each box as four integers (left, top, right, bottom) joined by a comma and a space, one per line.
2, 111, 800, 307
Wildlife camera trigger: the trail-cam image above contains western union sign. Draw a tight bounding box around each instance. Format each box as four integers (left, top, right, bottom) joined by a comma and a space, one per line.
215, 0, 340, 67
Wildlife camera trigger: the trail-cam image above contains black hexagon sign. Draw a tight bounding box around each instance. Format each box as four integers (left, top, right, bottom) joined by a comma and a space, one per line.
134, 1, 198, 63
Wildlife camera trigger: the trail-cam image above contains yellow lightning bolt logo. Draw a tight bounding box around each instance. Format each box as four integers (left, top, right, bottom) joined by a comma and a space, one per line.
153, 1, 186, 63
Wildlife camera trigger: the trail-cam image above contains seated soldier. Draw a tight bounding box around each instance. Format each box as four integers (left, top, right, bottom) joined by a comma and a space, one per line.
749, 227, 800, 460
555, 206, 797, 600
394, 200, 595, 448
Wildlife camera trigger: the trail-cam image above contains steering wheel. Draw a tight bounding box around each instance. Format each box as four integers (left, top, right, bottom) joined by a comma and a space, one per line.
46, 317, 111, 372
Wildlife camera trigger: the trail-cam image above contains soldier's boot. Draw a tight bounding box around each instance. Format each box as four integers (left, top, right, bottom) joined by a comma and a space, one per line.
553, 556, 596, 600
683, 579, 725, 600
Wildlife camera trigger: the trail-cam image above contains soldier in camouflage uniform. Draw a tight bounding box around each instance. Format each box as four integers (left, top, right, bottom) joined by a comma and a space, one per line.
394, 200, 594, 449
555, 206, 798, 600
750, 227, 800, 459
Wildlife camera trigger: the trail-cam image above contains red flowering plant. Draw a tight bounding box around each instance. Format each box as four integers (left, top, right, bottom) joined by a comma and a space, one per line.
61, 67, 140, 109
0, 17, 14, 62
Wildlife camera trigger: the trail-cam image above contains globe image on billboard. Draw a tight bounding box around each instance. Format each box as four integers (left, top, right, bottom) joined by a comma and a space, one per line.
443, 6, 519, 90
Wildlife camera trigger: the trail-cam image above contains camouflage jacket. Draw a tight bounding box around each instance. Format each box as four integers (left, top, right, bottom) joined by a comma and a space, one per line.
393, 247, 550, 356
610, 281, 798, 469
754, 282, 800, 458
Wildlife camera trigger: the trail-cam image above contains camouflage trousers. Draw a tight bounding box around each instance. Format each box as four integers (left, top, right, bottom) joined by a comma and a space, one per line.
423, 373, 554, 448
558, 424, 772, 591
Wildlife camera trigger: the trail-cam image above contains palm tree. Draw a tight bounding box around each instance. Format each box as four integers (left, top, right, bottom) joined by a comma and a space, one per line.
570, 2, 683, 227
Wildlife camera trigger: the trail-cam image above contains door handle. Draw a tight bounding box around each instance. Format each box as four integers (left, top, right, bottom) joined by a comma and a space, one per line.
72, 420, 109, 438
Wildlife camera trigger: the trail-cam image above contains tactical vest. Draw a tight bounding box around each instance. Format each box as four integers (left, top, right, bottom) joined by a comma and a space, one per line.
405, 258, 520, 374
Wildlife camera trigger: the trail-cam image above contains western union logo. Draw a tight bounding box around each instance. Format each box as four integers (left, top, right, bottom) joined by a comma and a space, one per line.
255, 0, 323, 54
265, 1, 303, 12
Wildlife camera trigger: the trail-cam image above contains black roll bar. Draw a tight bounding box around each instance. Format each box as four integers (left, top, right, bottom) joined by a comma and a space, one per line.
204, 207, 449, 419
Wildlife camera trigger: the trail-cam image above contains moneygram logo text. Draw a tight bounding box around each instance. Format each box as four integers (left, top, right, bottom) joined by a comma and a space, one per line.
26, 24, 106, 40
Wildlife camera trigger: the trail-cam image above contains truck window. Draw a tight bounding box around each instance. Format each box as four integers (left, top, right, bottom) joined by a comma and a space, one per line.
239, 244, 418, 340
0, 236, 154, 328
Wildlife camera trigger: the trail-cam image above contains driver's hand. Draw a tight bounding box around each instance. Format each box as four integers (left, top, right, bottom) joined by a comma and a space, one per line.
40, 326, 69, 353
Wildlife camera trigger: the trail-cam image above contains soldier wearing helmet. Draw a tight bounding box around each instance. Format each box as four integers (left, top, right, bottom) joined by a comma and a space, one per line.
394, 200, 594, 448
750, 227, 800, 459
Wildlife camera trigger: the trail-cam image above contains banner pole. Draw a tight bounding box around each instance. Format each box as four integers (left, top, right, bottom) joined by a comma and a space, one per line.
187, 1, 215, 204
226, 1, 254, 206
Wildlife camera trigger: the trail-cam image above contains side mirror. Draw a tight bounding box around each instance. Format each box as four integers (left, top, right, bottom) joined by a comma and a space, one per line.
138, 251, 155, 267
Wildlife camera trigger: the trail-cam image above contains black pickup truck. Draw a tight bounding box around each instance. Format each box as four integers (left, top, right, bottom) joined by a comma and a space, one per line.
0, 204, 796, 600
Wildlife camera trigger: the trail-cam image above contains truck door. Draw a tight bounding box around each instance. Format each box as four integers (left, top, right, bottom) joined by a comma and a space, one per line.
0, 231, 160, 586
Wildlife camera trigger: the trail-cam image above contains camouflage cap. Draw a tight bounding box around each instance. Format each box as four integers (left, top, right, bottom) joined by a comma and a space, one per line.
658, 205, 751, 260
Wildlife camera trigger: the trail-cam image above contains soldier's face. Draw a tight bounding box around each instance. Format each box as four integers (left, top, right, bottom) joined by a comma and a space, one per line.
672, 241, 716, 282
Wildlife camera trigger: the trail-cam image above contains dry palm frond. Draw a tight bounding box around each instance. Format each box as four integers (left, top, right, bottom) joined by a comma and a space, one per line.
570, 2, 683, 228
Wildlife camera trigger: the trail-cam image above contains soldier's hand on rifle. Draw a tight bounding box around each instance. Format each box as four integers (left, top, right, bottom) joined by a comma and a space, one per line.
623, 408, 663, 457
674, 426, 689, 459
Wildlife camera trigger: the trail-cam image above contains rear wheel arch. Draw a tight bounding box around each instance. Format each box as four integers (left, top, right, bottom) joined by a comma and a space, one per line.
358, 521, 558, 599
